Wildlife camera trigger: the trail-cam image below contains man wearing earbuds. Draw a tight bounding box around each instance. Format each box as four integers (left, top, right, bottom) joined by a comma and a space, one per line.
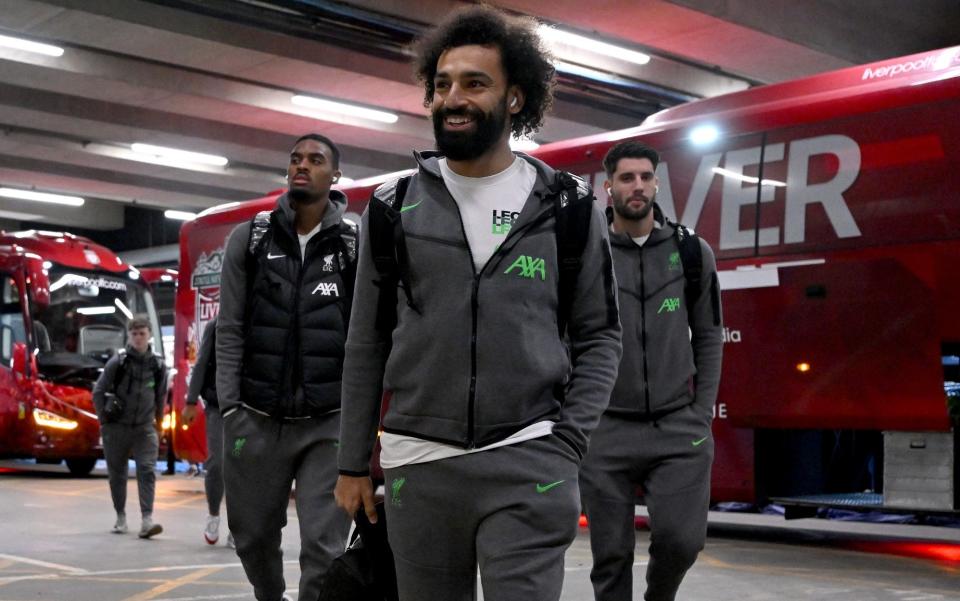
579, 141, 723, 601
216, 133, 355, 601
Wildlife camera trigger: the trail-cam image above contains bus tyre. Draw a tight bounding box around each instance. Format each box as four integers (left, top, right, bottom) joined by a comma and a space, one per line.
65, 458, 96, 476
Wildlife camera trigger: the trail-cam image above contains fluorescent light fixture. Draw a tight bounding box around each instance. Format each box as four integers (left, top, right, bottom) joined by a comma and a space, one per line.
538, 25, 650, 66
77, 306, 115, 316
291, 95, 399, 124
0, 187, 84, 206
114, 298, 134, 320
131, 143, 228, 167
510, 136, 540, 152
164, 210, 197, 221
712, 167, 786, 187
160, 274, 174, 282
690, 125, 720, 146
0, 33, 64, 57
0, 209, 44, 221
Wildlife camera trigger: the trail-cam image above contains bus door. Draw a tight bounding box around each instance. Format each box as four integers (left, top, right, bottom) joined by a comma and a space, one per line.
0, 260, 28, 449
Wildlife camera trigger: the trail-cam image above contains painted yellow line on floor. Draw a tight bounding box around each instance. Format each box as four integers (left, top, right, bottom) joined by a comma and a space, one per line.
119, 566, 221, 601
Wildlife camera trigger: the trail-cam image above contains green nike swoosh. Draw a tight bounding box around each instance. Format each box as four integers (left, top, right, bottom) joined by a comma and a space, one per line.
399, 200, 422, 213
536, 480, 565, 493
692, 436, 709, 447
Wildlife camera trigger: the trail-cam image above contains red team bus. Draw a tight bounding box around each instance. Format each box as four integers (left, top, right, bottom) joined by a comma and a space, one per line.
0, 231, 166, 475
172, 46, 960, 513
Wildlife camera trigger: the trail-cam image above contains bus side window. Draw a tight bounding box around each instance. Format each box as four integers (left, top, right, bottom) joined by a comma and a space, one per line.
0, 274, 26, 365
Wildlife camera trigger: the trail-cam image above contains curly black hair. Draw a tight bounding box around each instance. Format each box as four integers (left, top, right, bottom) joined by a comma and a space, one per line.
413, 5, 555, 139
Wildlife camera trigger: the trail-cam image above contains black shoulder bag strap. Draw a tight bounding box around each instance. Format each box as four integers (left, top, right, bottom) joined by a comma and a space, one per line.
552, 171, 592, 336
674, 223, 703, 324
369, 175, 418, 334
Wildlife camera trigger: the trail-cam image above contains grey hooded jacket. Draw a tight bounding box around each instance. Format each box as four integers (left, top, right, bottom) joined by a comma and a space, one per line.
606, 205, 723, 420
338, 152, 622, 475
93, 345, 167, 426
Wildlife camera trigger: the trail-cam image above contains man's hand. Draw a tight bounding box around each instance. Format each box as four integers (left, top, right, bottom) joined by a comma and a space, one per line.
181, 404, 199, 426
335, 475, 377, 524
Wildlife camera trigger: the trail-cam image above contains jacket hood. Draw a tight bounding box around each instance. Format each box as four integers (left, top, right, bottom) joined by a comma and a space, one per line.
274, 189, 348, 234
607, 202, 675, 248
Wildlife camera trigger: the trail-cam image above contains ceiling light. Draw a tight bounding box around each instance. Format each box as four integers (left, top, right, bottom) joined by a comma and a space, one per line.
690, 125, 720, 146
291, 95, 399, 124
0, 188, 84, 206
164, 210, 196, 221
77, 306, 116, 316
538, 26, 650, 66
131, 143, 228, 167
510, 136, 540, 152
0, 33, 64, 57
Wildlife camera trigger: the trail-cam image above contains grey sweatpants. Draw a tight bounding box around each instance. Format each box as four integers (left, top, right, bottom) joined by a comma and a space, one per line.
383, 435, 582, 601
204, 406, 224, 516
101, 421, 159, 517
223, 408, 350, 601
579, 405, 714, 601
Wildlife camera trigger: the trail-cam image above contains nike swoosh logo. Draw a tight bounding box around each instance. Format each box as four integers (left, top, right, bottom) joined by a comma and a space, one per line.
536, 480, 565, 494
692, 436, 708, 447
267, 253, 285, 260
399, 200, 422, 213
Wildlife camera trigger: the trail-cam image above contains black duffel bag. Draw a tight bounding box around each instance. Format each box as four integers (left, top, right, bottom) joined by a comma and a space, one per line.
317, 503, 398, 601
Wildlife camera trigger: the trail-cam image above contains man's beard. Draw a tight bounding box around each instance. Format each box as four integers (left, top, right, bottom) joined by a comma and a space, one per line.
288, 186, 319, 204
432, 97, 508, 161
612, 190, 655, 221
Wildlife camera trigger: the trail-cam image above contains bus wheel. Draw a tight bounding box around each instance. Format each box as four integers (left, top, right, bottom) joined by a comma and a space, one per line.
65, 458, 96, 476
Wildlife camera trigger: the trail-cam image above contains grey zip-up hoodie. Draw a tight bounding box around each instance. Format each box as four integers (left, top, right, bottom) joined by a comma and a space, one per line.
216, 190, 348, 416
338, 151, 622, 474
93, 345, 167, 426
607, 205, 723, 420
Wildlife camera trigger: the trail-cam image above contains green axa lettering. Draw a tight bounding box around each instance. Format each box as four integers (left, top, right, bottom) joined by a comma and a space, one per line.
658, 297, 681, 313
504, 255, 546, 280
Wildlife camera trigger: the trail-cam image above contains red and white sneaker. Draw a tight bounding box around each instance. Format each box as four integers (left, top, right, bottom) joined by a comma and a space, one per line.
204, 515, 220, 545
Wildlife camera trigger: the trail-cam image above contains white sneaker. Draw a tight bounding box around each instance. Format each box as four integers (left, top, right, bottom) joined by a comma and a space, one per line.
204, 515, 220, 545
226, 532, 235, 548
138, 517, 163, 539
111, 514, 127, 534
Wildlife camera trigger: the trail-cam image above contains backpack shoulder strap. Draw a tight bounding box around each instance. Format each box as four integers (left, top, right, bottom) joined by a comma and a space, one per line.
673, 222, 703, 324
552, 171, 593, 335
247, 210, 272, 256
368, 175, 417, 333
112, 349, 128, 393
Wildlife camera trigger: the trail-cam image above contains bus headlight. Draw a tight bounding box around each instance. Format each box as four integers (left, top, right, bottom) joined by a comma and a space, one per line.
33, 408, 78, 431
161, 412, 175, 431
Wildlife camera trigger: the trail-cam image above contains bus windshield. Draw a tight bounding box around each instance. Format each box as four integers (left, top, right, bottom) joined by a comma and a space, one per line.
30, 267, 162, 385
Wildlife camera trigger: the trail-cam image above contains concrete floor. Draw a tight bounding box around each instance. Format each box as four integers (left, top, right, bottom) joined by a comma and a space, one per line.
1, 459, 958, 601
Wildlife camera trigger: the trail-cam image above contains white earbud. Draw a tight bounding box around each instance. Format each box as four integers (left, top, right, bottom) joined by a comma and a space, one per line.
654, 185, 659, 193
510, 97, 518, 108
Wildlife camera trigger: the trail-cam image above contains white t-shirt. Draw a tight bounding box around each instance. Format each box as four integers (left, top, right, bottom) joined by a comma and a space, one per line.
379, 156, 553, 470
298, 222, 322, 259
438, 156, 537, 271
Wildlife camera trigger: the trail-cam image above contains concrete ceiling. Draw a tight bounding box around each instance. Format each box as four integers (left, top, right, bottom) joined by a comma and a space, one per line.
0, 0, 957, 237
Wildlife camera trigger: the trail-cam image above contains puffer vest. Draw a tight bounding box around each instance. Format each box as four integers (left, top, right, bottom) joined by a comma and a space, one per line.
241, 212, 356, 418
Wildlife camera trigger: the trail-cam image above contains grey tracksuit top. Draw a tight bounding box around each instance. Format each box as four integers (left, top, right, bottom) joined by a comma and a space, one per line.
607, 205, 724, 420
338, 151, 623, 474
93, 345, 167, 426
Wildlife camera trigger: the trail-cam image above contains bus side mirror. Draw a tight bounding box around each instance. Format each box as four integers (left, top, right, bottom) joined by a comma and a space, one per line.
11, 341, 29, 376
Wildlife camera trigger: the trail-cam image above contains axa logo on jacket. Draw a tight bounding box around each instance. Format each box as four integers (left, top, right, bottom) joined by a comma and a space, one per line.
312, 281, 340, 297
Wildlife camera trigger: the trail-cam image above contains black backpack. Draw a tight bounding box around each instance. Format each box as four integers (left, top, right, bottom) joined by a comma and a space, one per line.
367, 170, 602, 336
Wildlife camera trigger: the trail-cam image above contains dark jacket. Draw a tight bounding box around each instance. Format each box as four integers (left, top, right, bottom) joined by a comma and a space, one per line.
186, 319, 218, 410
216, 190, 354, 418
606, 204, 723, 420
338, 151, 623, 474
93, 344, 167, 426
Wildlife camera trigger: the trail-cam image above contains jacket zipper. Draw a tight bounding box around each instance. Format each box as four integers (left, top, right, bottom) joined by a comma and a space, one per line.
638, 245, 652, 418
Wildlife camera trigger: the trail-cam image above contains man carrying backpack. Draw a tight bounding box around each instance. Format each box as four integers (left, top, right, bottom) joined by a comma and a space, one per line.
217, 133, 355, 601
579, 141, 724, 601
334, 7, 622, 601
93, 315, 167, 538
